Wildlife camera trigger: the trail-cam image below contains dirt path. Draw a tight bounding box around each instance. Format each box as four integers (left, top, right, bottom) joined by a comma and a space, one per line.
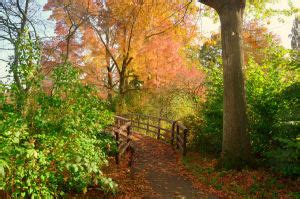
124, 133, 217, 199
66, 132, 221, 198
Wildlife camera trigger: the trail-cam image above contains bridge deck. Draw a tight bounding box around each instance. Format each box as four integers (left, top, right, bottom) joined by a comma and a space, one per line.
127, 132, 209, 198
108, 115, 218, 198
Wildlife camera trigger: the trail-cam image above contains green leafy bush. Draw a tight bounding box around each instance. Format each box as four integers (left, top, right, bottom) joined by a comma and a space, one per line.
186, 65, 223, 154
0, 31, 117, 197
192, 45, 300, 176
0, 65, 117, 197
266, 138, 300, 176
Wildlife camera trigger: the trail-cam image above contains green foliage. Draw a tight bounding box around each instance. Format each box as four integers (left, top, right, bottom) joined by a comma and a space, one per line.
246, 47, 299, 158
14, 28, 41, 87
266, 138, 300, 176
185, 39, 223, 153
186, 65, 223, 154
192, 44, 300, 176
126, 89, 198, 121
0, 34, 117, 197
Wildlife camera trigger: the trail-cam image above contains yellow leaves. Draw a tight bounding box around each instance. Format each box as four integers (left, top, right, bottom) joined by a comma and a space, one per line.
82, 187, 88, 194
206, 39, 217, 46
45, 0, 200, 97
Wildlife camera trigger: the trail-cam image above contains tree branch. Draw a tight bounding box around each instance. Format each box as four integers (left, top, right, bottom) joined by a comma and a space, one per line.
90, 22, 121, 74
145, 0, 192, 39
198, 0, 219, 10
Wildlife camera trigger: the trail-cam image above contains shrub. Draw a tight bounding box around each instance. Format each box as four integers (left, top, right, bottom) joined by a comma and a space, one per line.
186, 65, 223, 154
0, 62, 117, 197
193, 46, 300, 176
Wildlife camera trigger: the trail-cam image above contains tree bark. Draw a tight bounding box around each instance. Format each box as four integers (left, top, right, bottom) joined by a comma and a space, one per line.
218, 3, 252, 168
106, 47, 113, 103
200, 0, 252, 168
117, 61, 127, 113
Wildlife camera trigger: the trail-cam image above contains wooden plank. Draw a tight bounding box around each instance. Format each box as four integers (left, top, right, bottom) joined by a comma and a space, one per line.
126, 125, 131, 143
132, 125, 158, 134
132, 122, 163, 131
157, 118, 161, 140
177, 122, 187, 130
115, 131, 120, 164
147, 116, 149, 133
177, 142, 184, 151
132, 121, 149, 127
112, 118, 132, 164
118, 142, 127, 150
119, 122, 131, 131
177, 134, 184, 144
147, 123, 159, 129
114, 114, 189, 156
171, 122, 175, 146
159, 127, 172, 133
115, 115, 130, 122
119, 142, 131, 157
127, 113, 174, 124
119, 133, 132, 140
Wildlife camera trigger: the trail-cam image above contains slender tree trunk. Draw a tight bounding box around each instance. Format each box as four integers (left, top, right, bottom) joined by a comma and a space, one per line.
107, 66, 113, 101
12, 0, 30, 110
106, 49, 113, 103
12, 46, 22, 91
218, 4, 252, 168
103, 28, 114, 103
117, 62, 127, 113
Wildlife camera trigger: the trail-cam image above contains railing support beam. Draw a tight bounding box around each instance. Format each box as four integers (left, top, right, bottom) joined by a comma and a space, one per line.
115, 114, 188, 156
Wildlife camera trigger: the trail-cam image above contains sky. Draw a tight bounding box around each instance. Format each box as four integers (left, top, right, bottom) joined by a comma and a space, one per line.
197, 0, 300, 48
0, 0, 299, 83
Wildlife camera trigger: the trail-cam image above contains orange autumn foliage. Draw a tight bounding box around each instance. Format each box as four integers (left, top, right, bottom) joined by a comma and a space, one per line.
43, 0, 203, 99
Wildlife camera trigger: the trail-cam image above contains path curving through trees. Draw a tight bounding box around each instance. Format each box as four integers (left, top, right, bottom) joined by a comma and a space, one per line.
128, 132, 214, 198
101, 115, 219, 198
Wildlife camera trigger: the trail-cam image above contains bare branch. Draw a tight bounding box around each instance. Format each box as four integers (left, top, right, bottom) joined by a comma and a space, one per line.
89, 21, 121, 74
145, 0, 193, 39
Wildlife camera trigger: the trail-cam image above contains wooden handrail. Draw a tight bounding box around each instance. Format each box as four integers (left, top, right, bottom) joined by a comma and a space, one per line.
113, 116, 132, 164
119, 113, 189, 156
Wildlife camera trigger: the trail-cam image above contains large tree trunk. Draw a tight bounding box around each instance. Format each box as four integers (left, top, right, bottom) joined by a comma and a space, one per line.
218, 3, 252, 168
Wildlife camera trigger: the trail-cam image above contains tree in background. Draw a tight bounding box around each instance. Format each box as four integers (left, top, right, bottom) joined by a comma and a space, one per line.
290, 15, 300, 51
44, 0, 198, 112
0, 0, 43, 108
199, 0, 255, 168
198, 20, 279, 68
198, 0, 297, 169
0, 27, 116, 197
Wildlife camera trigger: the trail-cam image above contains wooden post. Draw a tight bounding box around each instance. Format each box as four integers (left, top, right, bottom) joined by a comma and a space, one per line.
183, 128, 188, 156
130, 115, 134, 131
157, 118, 161, 140
147, 116, 149, 134
171, 121, 176, 146
115, 131, 120, 165
176, 125, 179, 149
127, 124, 131, 143
117, 118, 120, 128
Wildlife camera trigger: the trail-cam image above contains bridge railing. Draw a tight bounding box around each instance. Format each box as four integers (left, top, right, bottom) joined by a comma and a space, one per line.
122, 113, 188, 156
112, 116, 132, 164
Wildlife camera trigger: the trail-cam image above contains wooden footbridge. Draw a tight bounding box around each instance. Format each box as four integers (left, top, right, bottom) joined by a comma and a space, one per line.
112, 113, 189, 164
109, 114, 211, 198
